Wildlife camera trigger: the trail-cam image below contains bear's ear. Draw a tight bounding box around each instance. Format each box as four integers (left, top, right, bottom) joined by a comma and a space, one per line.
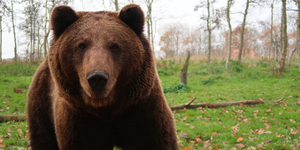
50, 5, 78, 40
118, 4, 145, 35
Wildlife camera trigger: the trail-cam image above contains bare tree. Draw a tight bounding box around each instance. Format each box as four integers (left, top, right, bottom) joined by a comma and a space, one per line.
296, 0, 300, 72
226, 0, 233, 68
43, 0, 50, 57
298, 1, 300, 72
127, 0, 134, 3
1, 0, 11, 62
270, 0, 275, 64
237, 0, 250, 63
109, 0, 119, 11
195, 0, 223, 64
20, 0, 43, 62
159, 24, 186, 58
278, 0, 288, 75
10, 0, 17, 62
0, 15, 2, 63
144, 0, 154, 50
41, 0, 73, 57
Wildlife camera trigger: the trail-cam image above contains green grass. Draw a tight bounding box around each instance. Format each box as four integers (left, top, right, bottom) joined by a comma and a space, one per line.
0, 59, 300, 149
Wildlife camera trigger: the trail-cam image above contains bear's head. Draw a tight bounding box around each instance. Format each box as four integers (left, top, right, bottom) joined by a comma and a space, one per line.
48, 4, 155, 108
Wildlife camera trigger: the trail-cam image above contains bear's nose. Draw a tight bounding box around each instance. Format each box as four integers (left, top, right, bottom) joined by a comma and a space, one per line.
87, 70, 109, 91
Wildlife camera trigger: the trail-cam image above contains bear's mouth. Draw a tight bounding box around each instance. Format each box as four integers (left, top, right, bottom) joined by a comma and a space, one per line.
94, 91, 111, 98
82, 89, 114, 107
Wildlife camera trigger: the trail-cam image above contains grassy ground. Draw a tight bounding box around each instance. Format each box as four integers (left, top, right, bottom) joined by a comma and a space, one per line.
0, 59, 299, 149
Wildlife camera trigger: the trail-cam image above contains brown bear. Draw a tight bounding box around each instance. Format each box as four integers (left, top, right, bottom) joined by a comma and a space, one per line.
27, 4, 178, 150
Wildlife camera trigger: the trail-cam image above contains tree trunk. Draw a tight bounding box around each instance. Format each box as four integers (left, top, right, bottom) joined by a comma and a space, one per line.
298, 0, 300, 72
238, 0, 249, 63
0, 16, 2, 63
288, 41, 298, 68
150, 14, 154, 51
269, 0, 274, 64
44, 0, 56, 57
180, 51, 190, 84
114, 0, 119, 11
271, 0, 275, 72
278, 0, 288, 75
30, 14, 33, 62
33, 10, 36, 62
226, 0, 232, 68
0, 115, 27, 122
43, 0, 48, 57
37, 21, 40, 59
11, 0, 17, 62
207, 0, 211, 64
146, 0, 154, 52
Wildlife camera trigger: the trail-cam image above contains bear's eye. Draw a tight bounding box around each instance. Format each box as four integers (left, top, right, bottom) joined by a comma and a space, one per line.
78, 43, 87, 51
110, 44, 120, 53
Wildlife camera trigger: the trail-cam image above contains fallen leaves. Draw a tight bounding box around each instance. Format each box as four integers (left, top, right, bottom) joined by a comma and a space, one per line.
231, 124, 239, 137
264, 122, 270, 130
236, 137, 244, 142
235, 143, 246, 148
0, 135, 6, 148
290, 128, 298, 135
13, 87, 23, 93
258, 128, 272, 135
275, 132, 281, 137
179, 133, 189, 139
17, 129, 23, 135
290, 119, 296, 123
203, 136, 213, 148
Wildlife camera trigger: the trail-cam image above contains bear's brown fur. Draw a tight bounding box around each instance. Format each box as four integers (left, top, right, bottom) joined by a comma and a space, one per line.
27, 4, 178, 150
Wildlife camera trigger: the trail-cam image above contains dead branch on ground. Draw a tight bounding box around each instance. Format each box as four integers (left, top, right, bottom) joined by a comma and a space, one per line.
170, 97, 285, 110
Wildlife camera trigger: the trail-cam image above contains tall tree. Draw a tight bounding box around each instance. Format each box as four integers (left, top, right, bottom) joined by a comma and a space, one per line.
195, 0, 222, 64
20, 0, 42, 62
278, 0, 288, 75
270, 0, 274, 63
109, 0, 119, 11
10, 0, 17, 62
42, 0, 73, 57
0, 15, 2, 63
259, 25, 281, 58
114, 0, 119, 11
226, 0, 233, 68
298, 0, 300, 72
296, 0, 300, 72
159, 25, 182, 58
144, 0, 154, 50
237, 0, 249, 63
1, 0, 11, 62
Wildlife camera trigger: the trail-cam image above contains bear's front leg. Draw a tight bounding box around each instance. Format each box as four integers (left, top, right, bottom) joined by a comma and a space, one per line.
53, 99, 115, 150
116, 103, 178, 150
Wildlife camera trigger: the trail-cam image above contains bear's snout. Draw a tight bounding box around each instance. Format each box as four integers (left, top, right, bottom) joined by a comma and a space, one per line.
87, 70, 109, 91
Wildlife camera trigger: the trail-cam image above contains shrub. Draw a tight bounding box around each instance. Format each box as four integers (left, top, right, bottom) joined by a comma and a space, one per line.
201, 77, 215, 85
228, 60, 243, 72
163, 83, 190, 93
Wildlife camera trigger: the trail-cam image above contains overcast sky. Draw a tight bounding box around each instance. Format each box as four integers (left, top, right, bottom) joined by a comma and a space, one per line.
1, 0, 297, 59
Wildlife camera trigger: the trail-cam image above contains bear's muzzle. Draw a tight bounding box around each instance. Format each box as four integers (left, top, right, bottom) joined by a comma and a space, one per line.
87, 70, 109, 91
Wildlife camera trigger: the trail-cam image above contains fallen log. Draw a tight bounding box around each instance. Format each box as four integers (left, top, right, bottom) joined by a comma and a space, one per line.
0, 97, 285, 122
170, 97, 285, 110
0, 115, 26, 122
